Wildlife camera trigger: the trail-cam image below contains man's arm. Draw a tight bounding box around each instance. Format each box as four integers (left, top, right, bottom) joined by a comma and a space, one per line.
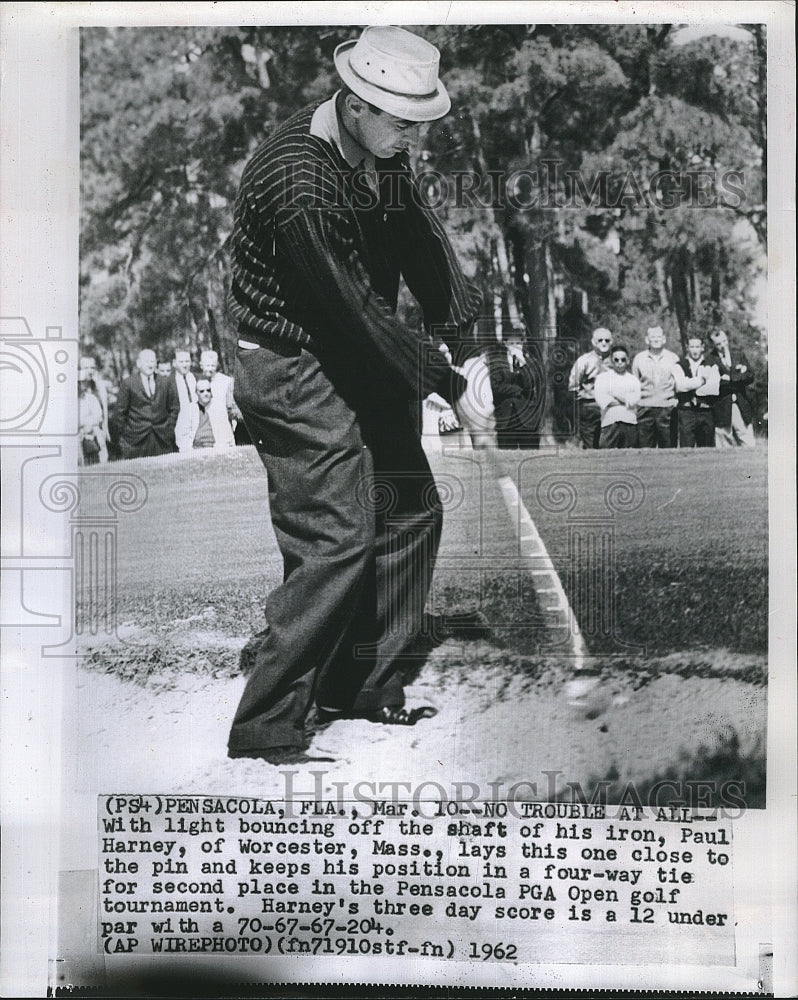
489, 360, 524, 404
568, 356, 584, 394
110, 379, 129, 440
391, 161, 482, 348
175, 405, 195, 454
95, 380, 110, 439
729, 351, 755, 388
224, 376, 242, 423
165, 378, 180, 432
623, 374, 642, 408
276, 202, 461, 402
594, 373, 613, 412
671, 364, 704, 393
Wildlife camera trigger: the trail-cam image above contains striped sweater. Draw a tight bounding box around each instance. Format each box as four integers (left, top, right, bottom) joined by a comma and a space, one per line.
228, 103, 481, 399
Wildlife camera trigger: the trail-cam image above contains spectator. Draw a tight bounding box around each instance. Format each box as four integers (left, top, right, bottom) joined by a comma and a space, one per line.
110, 348, 180, 458
175, 377, 236, 453
568, 328, 613, 448
631, 326, 679, 448
199, 349, 241, 438
78, 368, 107, 465
170, 348, 197, 409
594, 345, 641, 449
157, 360, 172, 378
672, 336, 718, 447
487, 330, 540, 449
79, 355, 110, 452
707, 328, 756, 448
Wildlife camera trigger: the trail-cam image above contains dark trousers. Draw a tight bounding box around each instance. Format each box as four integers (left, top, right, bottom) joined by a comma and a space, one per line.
228, 343, 442, 752
119, 429, 176, 458
599, 421, 638, 449
678, 408, 715, 447
637, 406, 674, 448
577, 401, 602, 449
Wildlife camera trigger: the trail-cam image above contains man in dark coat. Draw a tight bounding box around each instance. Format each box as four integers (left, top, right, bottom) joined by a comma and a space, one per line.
111, 348, 180, 458
226, 26, 480, 762
487, 330, 541, 449
707, 328, 755, 448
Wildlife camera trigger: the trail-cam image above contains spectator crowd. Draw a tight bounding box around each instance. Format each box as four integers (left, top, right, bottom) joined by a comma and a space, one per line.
78, 323, 758, 464
568, 325, 756, 450
77, 348, 247, 465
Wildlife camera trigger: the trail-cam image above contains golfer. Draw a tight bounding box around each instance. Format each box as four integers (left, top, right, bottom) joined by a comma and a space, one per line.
226, 26, 480, 762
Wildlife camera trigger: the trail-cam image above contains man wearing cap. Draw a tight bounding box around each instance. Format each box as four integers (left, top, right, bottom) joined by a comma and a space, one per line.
226, 26, 480, 762
567, 328, 614, 449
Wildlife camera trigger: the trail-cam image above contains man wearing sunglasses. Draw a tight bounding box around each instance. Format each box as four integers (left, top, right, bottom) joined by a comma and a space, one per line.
594, 346, 642, 449
175, 377, 236, 453
568, 328, 614, 448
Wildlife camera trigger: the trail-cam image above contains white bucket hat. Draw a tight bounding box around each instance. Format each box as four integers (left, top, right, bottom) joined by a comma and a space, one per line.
334, 26, 451, 122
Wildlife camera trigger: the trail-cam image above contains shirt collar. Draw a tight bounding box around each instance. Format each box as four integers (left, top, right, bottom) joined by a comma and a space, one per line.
310, 92, 375, 173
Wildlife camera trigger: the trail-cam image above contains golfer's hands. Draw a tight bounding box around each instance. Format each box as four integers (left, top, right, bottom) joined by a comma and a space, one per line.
438, 408, 461, 434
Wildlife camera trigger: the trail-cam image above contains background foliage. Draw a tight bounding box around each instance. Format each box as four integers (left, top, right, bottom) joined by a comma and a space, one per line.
80, 22, 768, 432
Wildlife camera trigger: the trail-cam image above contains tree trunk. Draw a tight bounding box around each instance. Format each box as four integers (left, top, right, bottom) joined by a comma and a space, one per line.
654, 258, 669, 309
185, 294, 201, 356
668, 243, 692, 353
208, 307, 224, 372
493, 230, 522, 330
469, 113, 522, 338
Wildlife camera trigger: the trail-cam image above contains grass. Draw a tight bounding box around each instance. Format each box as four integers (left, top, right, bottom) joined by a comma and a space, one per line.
79, 445, 767, 659
436, 446, 767, 654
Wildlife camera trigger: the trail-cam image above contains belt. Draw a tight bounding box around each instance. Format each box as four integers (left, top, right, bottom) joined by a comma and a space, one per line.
236, 332, 305, 357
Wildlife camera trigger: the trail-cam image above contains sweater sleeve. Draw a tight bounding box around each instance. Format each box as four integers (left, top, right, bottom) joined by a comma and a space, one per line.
567, 357, 581, 393
276, 199, 457, 400
671, 363, 703, 393
593, 372, 612, 411
624, 374, 642, 408
390, 164, 482, 346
